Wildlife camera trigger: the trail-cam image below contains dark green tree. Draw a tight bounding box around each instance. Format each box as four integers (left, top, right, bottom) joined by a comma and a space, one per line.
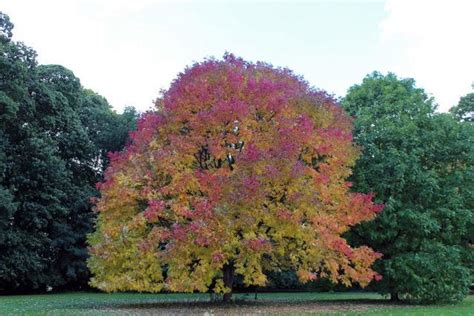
0, 12, 13, 42
0, 12, 139, 292
342, 72, 473, 303
80, 90, 138, 173
451, 92, 474, 122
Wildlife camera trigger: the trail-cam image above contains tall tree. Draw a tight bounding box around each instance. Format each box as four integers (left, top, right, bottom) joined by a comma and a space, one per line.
342, 72, 473, 303
88, 55, 383, 301
0, 12, 139, 292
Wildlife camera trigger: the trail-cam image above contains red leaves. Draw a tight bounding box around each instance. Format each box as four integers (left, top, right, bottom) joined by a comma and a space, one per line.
241, 143, 261, 162
276, 208, 293, 221
315, 171, 330, 185
348, 192, 384, 224
246, 237, 271, 252
191, 200, 214, 220
332, 238, 354, 259
242, 175, 259, 192
296, 114, 315, 140
143, 200, 165, 222
195, 170, 225, 203
128, 112, 164, 152
212, 251, 225, 263
171, 223, 187, 242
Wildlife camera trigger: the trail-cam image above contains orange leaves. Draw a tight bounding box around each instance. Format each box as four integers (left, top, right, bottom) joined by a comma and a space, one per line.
344, 192, 384, 226
297, 269, 318, 283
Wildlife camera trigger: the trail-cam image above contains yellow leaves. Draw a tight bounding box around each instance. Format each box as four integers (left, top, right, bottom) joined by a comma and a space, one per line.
115, 172, 135, 188
325, 259, 340, 283
213, 279, 227, 294
235, 256, 267, 287
128, 213, 146, 231
88, 235, 165, 293
297, 269, 317, 283
164, 255, 220, 293
253, 273, 267, 286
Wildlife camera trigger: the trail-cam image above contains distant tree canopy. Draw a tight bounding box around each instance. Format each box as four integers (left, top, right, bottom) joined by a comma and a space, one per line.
342, 72, 473, 303
0, 12, 139, 292
451, 92, 474, 122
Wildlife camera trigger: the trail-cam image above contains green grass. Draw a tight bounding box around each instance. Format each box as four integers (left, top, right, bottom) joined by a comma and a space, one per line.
0, 292, 472, 315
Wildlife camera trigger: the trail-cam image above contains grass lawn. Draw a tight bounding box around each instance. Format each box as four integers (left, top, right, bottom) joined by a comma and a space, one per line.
0, 292, 472, 315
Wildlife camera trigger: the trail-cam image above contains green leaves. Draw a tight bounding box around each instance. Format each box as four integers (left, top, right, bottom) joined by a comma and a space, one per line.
387, 244, 470, 303
343, 72, 473, 303
0, 12, 13, 43
451, 92, 474, 122
0, 12, 138, 293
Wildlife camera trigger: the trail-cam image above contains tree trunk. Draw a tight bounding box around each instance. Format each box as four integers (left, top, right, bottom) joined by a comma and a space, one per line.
222, 263, 235, 302
390, 291, 400, 302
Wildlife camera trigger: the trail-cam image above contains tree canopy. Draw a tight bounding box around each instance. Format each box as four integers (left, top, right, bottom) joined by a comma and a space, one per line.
342, 72, 473, 303
88, 55, 383, 301
451, 92, 474, 122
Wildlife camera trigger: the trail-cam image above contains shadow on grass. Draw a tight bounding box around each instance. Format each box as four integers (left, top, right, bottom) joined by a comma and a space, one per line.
104, 298, 394, 311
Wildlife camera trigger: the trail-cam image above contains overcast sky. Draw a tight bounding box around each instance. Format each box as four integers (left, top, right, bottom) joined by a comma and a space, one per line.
2, 0, 473, 112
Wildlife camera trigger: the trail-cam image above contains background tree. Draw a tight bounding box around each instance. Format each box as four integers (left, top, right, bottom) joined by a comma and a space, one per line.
0, 12, 139, 292
450, 92, 474, 287
88, 55, 383, 301
451, 92, 474, 122
81, 91, 138, 173
342, 72, 473, 303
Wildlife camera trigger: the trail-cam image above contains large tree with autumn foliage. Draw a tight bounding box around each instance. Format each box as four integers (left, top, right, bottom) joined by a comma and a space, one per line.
88, 55, 383, 301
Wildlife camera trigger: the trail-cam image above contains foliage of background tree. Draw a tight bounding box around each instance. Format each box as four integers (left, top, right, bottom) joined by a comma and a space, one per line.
342, 72, 473, 303
88, 55, 383, 301
450, 92, 474, 122
0, 13, 138, 292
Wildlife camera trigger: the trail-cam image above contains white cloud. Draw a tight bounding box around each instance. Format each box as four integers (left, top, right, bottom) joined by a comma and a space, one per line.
380, 0, 474, 111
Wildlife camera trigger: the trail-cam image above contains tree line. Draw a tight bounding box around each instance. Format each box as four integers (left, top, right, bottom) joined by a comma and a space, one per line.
0, 12, 138, 292
0, 12, 472, 303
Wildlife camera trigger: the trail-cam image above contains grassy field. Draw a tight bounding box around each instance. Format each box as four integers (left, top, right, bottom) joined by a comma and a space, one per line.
0, 292, 472, 315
